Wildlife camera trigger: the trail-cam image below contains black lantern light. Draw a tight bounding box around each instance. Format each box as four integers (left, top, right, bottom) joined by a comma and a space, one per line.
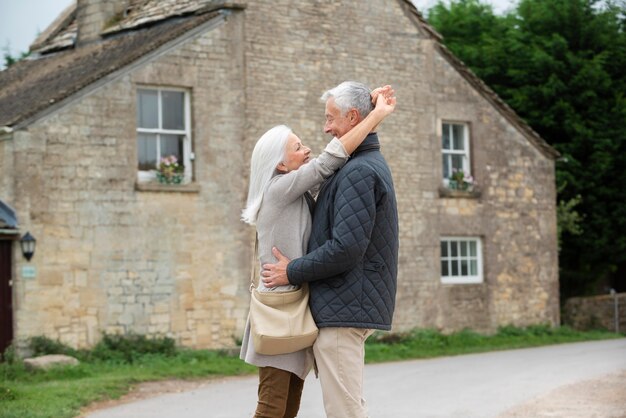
20, 232, 36, 261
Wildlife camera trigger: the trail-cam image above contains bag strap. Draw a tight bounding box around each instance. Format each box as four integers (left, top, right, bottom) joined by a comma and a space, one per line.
249, 234, 258, 292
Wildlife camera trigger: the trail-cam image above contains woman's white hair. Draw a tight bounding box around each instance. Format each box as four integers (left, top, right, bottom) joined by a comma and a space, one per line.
321, 81, 373, 118
241, 125, 292, 225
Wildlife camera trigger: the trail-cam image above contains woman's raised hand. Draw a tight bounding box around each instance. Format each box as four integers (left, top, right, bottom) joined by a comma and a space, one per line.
371, 85, 395, 105
375, 88, 396, 115
368, 85, 396, 132
373, 85, 396, 117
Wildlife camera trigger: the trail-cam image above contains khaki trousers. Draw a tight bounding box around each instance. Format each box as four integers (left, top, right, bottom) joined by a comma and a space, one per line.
255, 367, 304, 418
313, 327, 374, 418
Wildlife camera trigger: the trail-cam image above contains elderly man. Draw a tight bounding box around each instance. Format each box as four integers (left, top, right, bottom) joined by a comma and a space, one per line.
262, 81, 399, 418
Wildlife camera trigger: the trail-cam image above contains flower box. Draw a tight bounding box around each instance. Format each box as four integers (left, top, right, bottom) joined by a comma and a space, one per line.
156, 172, 184, 185
448, 179, 474, 192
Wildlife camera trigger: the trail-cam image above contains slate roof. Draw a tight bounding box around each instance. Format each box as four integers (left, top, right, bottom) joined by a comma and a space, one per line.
102, 0, 220, 34
0, 10, 223, 128
29, 2, 77, 54
29, 0, 223, 55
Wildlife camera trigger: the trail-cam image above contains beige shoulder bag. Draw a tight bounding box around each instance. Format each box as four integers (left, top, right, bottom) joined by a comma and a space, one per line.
248, 237, 318, 355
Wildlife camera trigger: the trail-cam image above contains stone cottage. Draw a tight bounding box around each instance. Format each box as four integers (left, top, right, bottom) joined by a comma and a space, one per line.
0, 0, 560, 352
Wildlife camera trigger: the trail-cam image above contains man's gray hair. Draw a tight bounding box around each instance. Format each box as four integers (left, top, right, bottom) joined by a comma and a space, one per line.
321, 81, 373, 118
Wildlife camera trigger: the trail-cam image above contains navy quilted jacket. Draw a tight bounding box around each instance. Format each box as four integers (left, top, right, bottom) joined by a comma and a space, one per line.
287, 133, 399, 330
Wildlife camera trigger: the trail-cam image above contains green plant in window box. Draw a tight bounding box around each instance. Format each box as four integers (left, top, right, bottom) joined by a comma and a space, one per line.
156, 155, 184, 184
448, 169, 475, 191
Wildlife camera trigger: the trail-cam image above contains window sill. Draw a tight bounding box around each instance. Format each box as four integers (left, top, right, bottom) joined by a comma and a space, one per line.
441, 279, 484, 285
438, 186, 481, 199
135, 182, 201, 193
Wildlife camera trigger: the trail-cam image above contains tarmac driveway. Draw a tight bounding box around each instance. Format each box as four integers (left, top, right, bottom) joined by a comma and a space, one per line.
83, 339, 626, 418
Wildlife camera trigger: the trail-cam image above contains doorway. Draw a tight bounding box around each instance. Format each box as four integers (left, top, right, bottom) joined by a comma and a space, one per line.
0, 240, 13, 355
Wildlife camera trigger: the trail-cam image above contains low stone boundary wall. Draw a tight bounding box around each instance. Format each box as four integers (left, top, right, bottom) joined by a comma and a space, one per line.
562, 292, 626, 332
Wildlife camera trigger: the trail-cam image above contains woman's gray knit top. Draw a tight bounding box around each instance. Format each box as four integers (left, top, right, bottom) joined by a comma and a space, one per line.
240, 137, 348, 379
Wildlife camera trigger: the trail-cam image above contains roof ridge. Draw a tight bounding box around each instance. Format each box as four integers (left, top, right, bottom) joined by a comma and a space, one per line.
29, 0, 246, 56
398, 0, 443, 41
101, 0, 244, 36
30, 2, 77, 52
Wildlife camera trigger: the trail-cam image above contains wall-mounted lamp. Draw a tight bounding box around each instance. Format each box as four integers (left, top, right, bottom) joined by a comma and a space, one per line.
20, 232, 36, 261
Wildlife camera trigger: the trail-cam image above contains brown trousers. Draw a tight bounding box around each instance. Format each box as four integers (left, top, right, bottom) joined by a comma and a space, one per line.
254, 366, 305, 418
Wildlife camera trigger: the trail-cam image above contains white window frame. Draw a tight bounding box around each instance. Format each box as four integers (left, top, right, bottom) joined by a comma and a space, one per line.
441, 122, 470, 184
440, 237, 483, 284
136, 86, 192, 183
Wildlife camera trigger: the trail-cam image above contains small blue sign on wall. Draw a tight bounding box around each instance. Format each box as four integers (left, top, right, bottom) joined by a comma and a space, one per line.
21, 266, 36, 278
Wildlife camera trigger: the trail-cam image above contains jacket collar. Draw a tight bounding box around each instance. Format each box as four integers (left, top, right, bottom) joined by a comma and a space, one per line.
352, 132, 380, 156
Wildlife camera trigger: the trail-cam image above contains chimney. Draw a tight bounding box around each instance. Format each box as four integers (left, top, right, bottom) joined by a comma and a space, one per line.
76, 0, 128, 45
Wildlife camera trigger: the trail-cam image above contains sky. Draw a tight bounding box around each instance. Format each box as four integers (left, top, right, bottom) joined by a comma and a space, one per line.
0, 0, 516, 61
0, 0, 74, 56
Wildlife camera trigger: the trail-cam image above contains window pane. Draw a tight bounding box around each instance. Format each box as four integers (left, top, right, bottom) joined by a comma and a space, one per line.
441, 241, 448, 257
460, 241, 467, 257
452, 124, 464, 150
162, 91, 185, 130
450, 241, 457, 257
461, 259, 468, 276
441, 260, 448, 276
137, 89, 158, 129
137, 133, 157, 170
443, 155, 451, 179
442, 124, 450, 149
470, 260, 477, 275
451, 155, 464, 172
451, 260, 458, 276
470, 241, 477, 256
160, 134, 184, 162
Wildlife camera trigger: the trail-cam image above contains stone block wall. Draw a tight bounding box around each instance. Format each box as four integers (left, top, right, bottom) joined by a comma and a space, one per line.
562, 293, 626, 332
11, 12, 250, 349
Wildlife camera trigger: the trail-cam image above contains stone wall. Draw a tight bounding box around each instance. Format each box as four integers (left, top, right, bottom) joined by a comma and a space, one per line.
0, 137, 14, 205
11, 12, 250, 349
562, 293, 626, 332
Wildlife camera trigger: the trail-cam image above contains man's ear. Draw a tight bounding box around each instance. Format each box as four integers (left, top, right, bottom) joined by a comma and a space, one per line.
348, 109, 360, 127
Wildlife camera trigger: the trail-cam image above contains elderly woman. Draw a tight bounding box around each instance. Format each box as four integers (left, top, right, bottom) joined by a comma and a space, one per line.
240, 87, 396, 418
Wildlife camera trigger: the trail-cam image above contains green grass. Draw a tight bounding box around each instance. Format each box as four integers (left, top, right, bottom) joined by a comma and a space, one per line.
365, 324, 622, 363
1, 350, 256, 418
1, 326, 622, 418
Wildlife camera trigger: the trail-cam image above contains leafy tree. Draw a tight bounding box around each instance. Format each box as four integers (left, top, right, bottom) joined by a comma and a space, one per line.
427, 0, 626, 298
556, 182, 583, 251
